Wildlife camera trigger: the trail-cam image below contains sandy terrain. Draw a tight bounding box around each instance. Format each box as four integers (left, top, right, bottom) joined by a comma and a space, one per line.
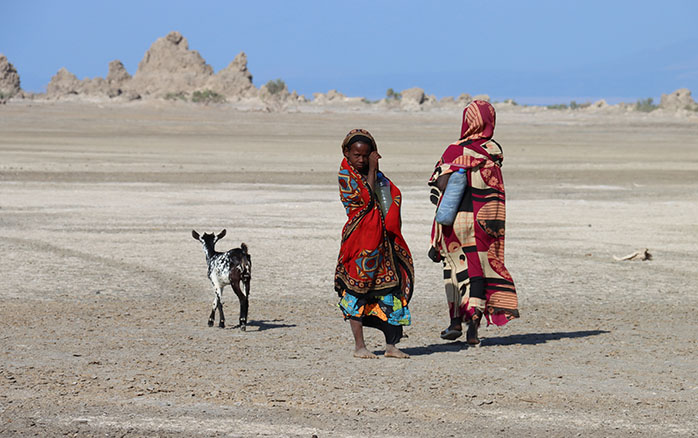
1, 101, 697, 437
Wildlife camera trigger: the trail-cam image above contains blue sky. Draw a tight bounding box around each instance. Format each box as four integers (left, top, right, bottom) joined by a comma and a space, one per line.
2, 0, 697, 104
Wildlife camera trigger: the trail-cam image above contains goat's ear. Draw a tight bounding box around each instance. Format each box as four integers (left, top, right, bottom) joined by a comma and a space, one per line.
192, 230, 200, 240
216, 229, 226, 241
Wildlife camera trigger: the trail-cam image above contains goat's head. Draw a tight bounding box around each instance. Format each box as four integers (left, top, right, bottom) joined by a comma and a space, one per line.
192, 229, 227, 251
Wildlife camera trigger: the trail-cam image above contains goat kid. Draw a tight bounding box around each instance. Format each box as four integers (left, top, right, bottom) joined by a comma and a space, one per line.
192, 229, 251, 330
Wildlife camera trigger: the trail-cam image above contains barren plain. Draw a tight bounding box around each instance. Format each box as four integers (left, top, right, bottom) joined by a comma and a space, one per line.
1, 101, 697, 437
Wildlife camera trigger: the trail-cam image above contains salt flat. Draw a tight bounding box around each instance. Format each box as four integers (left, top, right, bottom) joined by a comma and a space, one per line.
1, 101, 697, 437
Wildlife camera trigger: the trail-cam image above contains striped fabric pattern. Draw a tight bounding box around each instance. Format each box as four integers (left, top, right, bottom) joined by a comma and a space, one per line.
428, 101, 518, 326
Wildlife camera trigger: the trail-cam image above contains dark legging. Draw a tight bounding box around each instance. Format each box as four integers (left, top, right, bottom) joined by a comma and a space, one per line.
362, 315, 403, 345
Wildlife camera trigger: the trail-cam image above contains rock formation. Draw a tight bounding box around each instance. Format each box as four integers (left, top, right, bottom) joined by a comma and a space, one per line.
46, 62, 139, 100
456, 93, 472, 106
401, 87, 426, 105
0, 55, 21, 99
397, 87, 438, 110
128, 31, 258, 100
46, 68, 81, 97
129, 31, 214, 96
79, 77, 108, 95
397, 87, 424, 111
42, 32, 258, 101
206, 52, 257, 99
105, 60, 139, 99
659, 88, 697, 111
590, 99, 608, 109
290, 90, 308, 103
106, 60, 131, 85
312, 89, 348, 103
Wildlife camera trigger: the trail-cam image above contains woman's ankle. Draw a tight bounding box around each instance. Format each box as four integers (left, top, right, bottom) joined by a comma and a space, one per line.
448, 317, 463, 330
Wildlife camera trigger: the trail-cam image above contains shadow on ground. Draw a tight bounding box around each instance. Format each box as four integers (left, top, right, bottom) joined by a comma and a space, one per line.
401, 330, 610, 356
232, 319, 297, 332
400, 342, 469, 356
482, 330, 610, 346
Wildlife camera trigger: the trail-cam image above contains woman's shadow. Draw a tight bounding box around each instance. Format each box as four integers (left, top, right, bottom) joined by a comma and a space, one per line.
401, 330, 609, 356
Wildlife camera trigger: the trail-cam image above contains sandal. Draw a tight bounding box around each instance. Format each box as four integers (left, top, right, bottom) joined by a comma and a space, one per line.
440, 328, 463, 340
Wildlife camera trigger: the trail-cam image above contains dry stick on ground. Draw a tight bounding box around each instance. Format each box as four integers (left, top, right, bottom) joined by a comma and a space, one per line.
613, 248, 652, 261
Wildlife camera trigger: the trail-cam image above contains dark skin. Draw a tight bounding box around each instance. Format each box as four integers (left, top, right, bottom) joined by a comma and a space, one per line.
343, 141, 381, 190
447, 309, 482, 345
341, 140, 409, 359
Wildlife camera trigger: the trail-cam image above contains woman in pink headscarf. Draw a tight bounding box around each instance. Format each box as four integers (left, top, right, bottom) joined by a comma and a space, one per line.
428, 100, 519, 345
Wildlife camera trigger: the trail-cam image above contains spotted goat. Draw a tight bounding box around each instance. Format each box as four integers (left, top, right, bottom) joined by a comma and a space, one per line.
192, 229, 251, 330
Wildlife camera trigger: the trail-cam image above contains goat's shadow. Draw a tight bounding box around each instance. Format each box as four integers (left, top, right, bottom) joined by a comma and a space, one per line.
400, 330, 609, 357
230, 319, 296, 332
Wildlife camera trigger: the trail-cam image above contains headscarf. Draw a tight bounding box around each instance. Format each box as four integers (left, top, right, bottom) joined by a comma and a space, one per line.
459, 100, 500, 163
341, 128, 377, 152
461, 100, 496, 142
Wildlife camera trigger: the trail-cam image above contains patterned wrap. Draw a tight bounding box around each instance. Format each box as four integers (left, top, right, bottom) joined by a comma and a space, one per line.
428, 101, 519, 326
335, 129, 414, 326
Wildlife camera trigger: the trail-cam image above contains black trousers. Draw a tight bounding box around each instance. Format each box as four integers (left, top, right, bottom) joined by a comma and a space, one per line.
362, 315, 403, 345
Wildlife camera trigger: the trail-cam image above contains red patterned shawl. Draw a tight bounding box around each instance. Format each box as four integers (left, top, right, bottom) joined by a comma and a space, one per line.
429, 101, 518, 325
335, 158, 414, 301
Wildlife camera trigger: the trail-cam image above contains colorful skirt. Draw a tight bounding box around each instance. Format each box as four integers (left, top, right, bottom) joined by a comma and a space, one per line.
338, 291, 411, 326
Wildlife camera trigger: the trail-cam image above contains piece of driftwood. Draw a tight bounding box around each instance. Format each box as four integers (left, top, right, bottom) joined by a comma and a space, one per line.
613, 248, 652, 261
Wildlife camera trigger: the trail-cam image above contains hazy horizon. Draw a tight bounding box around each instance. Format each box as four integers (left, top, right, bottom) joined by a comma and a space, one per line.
2, 0, 697, 104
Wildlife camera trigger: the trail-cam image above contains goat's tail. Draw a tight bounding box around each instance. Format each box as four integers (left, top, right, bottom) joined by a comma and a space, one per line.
241, 242, 248, 254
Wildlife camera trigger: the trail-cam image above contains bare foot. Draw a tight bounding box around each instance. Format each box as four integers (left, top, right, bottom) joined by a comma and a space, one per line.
354, 347, 378, 359
384, 344, 410, 359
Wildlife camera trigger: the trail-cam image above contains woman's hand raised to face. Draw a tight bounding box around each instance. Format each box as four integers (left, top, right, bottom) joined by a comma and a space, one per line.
368, 151, 382, 173
366, 150, 381, 191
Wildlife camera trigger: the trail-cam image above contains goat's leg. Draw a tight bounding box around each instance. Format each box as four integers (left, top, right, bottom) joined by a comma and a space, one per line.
217, 288, 225, 329
243, 276, 251, 298
231, 280, 248, 331
208, 294, 218, 327
209, 284, 223, 327
243, 277, 250, 329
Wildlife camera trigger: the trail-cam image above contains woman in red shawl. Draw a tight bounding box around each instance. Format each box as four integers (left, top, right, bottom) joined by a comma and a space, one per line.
335, 129, 414, 359
428, 101, 519, 345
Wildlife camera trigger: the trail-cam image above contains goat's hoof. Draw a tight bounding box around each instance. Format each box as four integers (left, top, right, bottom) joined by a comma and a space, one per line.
240, 324, 246, 332
219, 321, 225, 329
208, 320, 214, 327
